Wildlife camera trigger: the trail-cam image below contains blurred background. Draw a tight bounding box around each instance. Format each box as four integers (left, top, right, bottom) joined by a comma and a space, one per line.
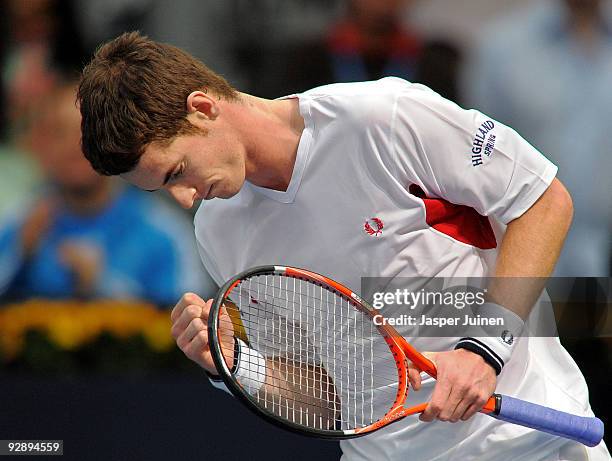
0, 0, 609, 459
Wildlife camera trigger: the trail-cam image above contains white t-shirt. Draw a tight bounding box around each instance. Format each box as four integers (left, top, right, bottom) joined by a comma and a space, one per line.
194, 78, 608, 461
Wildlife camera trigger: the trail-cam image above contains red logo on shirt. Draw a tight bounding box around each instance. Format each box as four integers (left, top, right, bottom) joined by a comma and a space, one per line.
364, 218, 384, 236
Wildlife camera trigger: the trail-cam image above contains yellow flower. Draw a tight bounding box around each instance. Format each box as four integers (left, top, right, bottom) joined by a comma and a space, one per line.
143, 314, 174, 352
46, 313, 89, 350
0, 299, 170, 358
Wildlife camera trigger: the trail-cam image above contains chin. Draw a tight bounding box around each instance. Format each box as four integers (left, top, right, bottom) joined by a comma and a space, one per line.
218, 190, 236, 199
218, 185, 241, 199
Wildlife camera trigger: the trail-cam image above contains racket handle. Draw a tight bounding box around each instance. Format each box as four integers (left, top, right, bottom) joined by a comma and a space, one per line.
492, 394, 604, 447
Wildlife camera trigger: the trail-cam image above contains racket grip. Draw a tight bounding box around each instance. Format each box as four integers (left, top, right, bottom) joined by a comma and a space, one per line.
493, 395, 604, 447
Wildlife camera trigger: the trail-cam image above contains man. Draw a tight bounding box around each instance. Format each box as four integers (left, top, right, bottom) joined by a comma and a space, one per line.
77, 32, 609, 460
0, 79, 213, 306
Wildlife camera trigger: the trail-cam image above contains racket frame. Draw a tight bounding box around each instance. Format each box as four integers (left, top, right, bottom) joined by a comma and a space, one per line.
209, 265, 424, 439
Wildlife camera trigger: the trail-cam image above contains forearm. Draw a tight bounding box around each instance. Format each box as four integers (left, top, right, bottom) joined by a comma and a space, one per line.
454, 179, 573, 375
488, 178, 573, 319
261, 358, 339, 428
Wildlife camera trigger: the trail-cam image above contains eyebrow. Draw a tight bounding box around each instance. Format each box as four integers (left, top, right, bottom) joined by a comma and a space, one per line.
145, 166, 175, 192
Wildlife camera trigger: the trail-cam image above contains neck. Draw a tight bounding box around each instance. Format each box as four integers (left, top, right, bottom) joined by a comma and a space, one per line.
234, 93, 305, 191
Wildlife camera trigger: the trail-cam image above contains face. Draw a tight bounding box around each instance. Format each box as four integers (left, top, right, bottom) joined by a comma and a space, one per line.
351, 0, 409, 32
563, 0, 600, 17
122, 121, 247, 209
30, 85, 105, 193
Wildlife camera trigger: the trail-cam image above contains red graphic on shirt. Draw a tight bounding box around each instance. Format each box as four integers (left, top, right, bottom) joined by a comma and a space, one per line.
409, 184, 497, 250
364, 218, 384, 236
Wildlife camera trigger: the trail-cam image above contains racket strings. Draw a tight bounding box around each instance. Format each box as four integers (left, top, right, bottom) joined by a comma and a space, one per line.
218, 302, 402, 365
223, 344, 402, 407
221, 274, 401, 431
218, 339, 401, 423
219, 293, 400, 383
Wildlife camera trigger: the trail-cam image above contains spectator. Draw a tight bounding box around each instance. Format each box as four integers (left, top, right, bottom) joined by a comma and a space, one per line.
1, 0, 88, 144
73, 0, 247, 89
257, 0, 460, 101
256, 1, 432, 97
0, 81, 215, 306
464, 0, 612, 276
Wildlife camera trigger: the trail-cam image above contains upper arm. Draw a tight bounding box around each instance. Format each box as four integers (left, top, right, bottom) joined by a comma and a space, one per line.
510, 177, 573, 225
391, 85, 558, 224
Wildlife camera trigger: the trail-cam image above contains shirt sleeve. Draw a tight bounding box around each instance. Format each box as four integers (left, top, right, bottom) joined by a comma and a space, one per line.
206, 371, 233, 394
391, 83, 557, 224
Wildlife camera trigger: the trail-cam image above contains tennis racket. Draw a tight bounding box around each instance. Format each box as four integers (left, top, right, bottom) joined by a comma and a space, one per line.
207, 265, 604, 446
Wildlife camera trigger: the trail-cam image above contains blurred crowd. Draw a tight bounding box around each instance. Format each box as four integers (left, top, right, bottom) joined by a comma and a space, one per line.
0, 0, 610, 311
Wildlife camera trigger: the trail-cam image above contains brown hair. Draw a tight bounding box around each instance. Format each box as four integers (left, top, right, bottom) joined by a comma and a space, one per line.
77, 31, 239, 175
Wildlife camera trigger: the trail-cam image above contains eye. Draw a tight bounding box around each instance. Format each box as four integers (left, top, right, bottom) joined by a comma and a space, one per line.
170, 162, 185, 181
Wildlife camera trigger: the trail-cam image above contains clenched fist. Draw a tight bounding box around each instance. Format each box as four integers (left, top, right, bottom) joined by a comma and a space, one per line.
170, 292, 236, 375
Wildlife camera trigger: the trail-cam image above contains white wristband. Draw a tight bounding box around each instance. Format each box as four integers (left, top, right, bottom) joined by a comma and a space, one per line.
233, 338, 267, 395
455, 302, 525, 375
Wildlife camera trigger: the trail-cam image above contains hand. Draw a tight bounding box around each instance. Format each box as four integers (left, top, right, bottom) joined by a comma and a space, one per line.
58, 241, 102, 297
170, 293, 235, 375
415, 349, 497, 423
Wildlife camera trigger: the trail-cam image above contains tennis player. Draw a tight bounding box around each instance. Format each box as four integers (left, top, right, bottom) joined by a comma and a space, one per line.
77, 32, 610, 461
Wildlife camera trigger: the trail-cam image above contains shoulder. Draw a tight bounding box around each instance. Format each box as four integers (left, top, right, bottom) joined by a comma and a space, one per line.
302, 77, 410, 97
300, 78, 419, 129
0, 192, 44, 233
302, 77, 411, 106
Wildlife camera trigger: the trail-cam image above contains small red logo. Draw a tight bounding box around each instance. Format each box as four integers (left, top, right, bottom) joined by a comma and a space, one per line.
364, 217, 384, 236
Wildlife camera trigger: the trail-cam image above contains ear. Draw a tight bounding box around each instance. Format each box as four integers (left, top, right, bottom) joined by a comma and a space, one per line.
186, 91, 220, 120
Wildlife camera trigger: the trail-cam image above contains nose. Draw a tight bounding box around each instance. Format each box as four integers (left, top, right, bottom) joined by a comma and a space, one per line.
167, 184, 196, 209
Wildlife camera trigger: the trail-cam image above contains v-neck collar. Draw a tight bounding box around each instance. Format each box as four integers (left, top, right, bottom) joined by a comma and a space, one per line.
247, 93, 313, 204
